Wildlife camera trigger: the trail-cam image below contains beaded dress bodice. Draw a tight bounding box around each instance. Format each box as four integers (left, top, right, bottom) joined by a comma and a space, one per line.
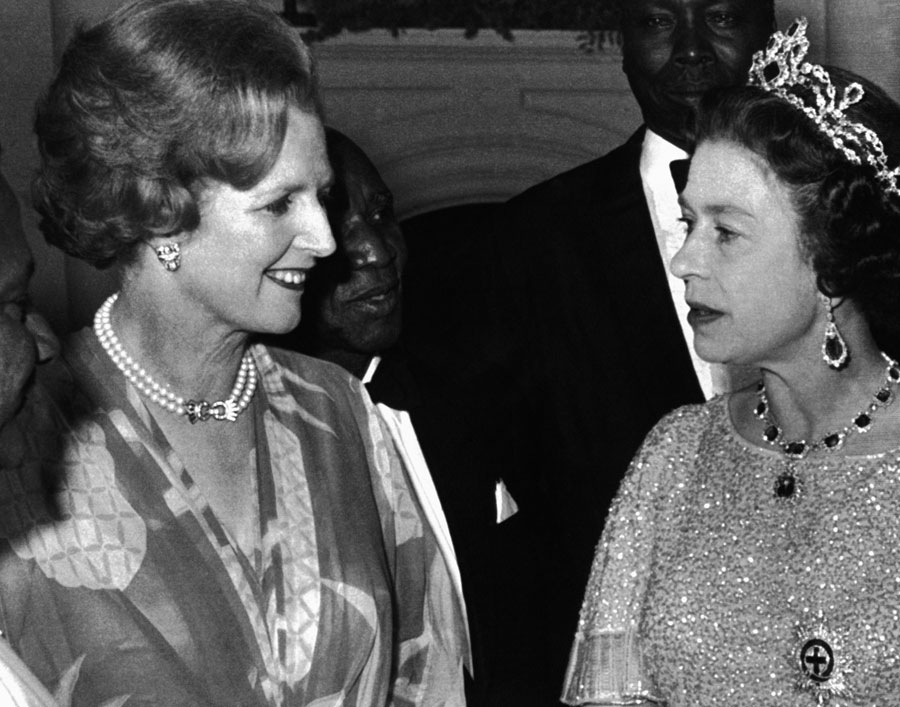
563, 396, 900, 706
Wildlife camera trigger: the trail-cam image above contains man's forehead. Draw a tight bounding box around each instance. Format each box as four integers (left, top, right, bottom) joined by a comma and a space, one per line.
619, 0, 767, 14
339, 146, 386, 189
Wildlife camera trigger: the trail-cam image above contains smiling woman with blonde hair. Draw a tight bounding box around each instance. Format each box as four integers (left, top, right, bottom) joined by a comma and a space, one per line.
563, 19, 900, 706
0, 1, 463, 705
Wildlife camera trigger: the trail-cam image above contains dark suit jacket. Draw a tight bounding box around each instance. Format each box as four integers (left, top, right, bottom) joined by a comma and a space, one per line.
446, 127, 707, 697
365, 345, 552, 706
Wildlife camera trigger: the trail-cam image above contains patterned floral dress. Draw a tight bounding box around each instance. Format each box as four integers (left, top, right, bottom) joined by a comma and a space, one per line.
0, 330, 465, 707
562, 396, 900, 706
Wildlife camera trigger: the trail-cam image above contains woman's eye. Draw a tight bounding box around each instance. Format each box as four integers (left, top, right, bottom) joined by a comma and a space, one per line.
678, 216, 695, 235
715, 226, 737, 243
265, 194, 293, 217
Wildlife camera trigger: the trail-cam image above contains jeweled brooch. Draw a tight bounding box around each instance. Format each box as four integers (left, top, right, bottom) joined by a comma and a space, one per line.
793, 619, 854, 705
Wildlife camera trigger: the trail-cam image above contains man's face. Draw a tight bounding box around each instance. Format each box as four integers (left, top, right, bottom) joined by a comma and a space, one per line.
620, 0, 773, 149
0, 170, 37, 428
308, 135, 408, 357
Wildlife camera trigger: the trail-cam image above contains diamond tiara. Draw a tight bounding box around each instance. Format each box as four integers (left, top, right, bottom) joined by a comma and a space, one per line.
747, 17, 900, 198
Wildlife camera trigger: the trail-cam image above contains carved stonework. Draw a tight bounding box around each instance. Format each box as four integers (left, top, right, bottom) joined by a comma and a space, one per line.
313, 29, 640, 219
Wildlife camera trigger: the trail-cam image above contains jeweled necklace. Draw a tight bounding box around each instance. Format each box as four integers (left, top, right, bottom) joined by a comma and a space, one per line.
93, 292, 258, 423
754, 352, 900, 461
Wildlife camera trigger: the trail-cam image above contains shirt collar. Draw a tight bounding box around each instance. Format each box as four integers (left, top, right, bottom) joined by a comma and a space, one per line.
639, 128, 690, 181
361, 355, 381, 385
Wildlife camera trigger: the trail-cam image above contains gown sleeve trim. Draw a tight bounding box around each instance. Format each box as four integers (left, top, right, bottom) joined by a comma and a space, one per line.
561, 626, 664, 705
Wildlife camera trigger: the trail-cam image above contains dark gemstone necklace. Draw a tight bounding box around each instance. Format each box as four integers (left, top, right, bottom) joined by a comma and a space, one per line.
754, 352, 900, 462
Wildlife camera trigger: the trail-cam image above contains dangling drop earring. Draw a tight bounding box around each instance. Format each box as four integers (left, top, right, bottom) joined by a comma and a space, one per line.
154, 242, 181, 272
821, 294, 849, 370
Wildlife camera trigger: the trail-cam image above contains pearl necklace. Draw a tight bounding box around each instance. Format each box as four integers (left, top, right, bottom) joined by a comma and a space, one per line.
754, 352, 900, 460
93, 293, 258, 423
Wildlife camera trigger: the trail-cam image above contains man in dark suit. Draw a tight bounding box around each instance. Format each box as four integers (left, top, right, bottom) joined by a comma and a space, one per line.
467, 0, 777, 692
0, 153, 62, 707
276, 128, 549, 705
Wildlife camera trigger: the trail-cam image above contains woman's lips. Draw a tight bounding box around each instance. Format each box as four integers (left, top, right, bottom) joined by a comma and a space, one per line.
265, 269, 307, 291
686, 303, 723, 327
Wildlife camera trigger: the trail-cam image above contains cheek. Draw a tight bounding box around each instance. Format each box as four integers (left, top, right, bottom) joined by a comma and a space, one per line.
735, 268, 816, 330
717, 29, 769, 69
392, 238, 409, 272
318, 291, 357, 333
623, 44, 669, 80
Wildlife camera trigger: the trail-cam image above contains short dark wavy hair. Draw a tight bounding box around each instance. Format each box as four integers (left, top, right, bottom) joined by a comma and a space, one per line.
693, 68, 900, 357
33, 0, 320, 269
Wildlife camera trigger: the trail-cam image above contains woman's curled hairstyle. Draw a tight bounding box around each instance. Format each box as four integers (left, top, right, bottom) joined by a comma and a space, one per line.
33, 0, 319, 269
694, 68, 900, 357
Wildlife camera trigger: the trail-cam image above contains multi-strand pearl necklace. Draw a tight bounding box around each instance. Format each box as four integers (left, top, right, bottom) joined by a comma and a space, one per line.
94, 293, 258, 423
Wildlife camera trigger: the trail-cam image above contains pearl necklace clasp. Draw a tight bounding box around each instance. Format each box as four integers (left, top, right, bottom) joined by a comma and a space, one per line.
93, 293, 257, 423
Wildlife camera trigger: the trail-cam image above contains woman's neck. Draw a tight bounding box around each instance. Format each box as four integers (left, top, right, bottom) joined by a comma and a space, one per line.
758, 347, 890, 442
109, 283, 249, 403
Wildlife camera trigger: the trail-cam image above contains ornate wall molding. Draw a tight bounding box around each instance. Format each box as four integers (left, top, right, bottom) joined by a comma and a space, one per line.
313, 29, 640, 219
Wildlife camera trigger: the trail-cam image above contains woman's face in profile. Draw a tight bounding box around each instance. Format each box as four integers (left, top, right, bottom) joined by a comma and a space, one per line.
162, 108, 336, 337
670, 139, 820, 368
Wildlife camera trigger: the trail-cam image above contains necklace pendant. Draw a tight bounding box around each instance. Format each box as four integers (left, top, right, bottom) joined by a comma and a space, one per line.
774, 469, 802, 500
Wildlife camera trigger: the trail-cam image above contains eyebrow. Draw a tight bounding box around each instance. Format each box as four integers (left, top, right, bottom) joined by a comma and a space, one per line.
257, 166, 333, 202
678, 194, 754, 219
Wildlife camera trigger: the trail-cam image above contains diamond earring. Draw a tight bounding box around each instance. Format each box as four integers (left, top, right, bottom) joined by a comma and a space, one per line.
154, 242, 181, 272
821, 294, 849, 370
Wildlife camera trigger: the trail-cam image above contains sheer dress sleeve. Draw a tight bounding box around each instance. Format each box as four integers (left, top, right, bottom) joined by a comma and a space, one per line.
561, 405, 707, 705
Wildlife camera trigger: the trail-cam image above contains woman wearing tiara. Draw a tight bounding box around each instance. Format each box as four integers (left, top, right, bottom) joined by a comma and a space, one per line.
0, 0, 465, 705
561, 18, 900, 706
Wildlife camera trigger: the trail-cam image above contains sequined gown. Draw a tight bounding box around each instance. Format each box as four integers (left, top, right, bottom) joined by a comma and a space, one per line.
561, 396, 900, 706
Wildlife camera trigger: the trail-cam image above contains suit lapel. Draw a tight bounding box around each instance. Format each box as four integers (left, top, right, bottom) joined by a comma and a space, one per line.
365, 347, 423, 411
581, 129, 704, 407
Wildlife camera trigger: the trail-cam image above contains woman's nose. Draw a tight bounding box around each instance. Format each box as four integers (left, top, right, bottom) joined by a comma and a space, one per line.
669, 230, 704, 280
294, 200, 335, 258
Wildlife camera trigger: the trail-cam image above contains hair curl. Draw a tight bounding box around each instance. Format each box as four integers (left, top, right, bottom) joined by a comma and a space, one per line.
693, 68, 900, 357
33, 0, 320, 269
